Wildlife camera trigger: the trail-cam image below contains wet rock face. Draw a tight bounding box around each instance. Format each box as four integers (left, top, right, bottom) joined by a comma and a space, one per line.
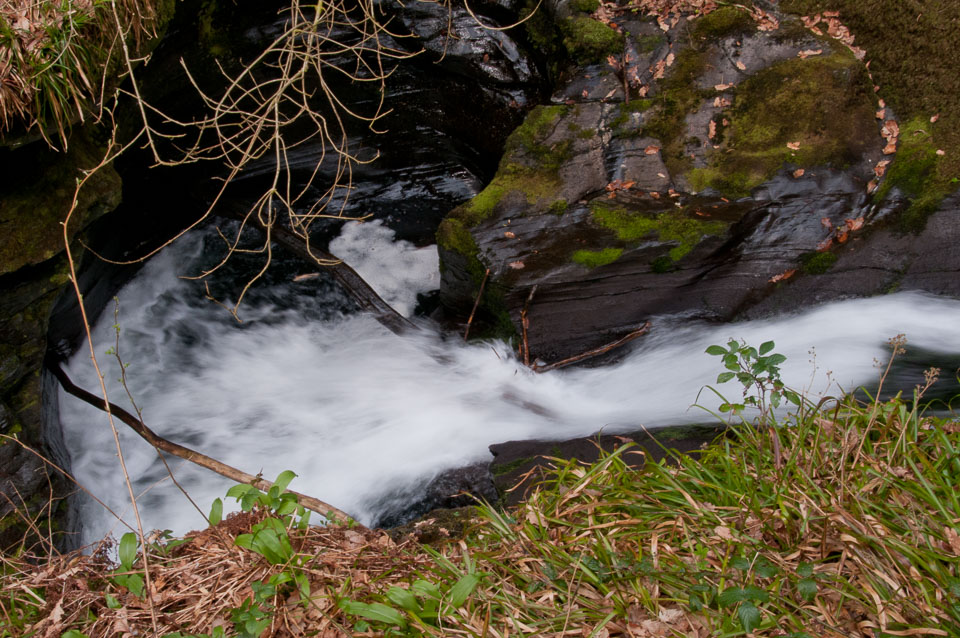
437, 3, 919, 362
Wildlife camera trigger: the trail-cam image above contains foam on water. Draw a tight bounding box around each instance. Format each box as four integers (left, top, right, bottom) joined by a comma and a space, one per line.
59, 224, 960, 545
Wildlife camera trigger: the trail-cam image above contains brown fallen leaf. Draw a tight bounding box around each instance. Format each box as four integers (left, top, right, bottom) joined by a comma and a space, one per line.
867, 178, 879, 193
883, 142, 897, 154
931, 113, 940, 123
637, 84, 649, 97
713, 96, 731, 108
836, 230, 849, 244
878, 98, 886, 108
508, 261, 525, 269
735, 59, 746, 70
769, 269, 797, 283
582, 89, 589, 98
657, 172, 666, 178
821, 217, 833, 230
504, 231, 516, 238
937, 149, 945, 156
874, 159, 890, 177
293, 273, 320, 282
881, 119, 900, 140
623, 180, 636, 189
876, 109, 885, 120
649, 191, 660, 199
787, 141, 801, 151
665, 52, 675, 67
845, 217, 865, 231
793, 168, 805, 178
708, 120, 717, 139
714, 82, 734, 91
653, 59, 667, 79
695, 210, 710, 217
816, 237, 833, 252
798, 48, 823, 59
645, 145, 660, 155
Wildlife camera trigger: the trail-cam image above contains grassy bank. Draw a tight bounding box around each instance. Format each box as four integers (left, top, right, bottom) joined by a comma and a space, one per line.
3, 341, 959, 637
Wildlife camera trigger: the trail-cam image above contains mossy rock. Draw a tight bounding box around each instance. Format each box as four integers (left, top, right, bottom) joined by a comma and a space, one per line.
687, 50, 877, 197
562, 16, 623, 64
590, 201, 727, 261
0, 129, 121, 276
800, 251, 838, 275
689, 5, 757, 40
572, 247, 623, 268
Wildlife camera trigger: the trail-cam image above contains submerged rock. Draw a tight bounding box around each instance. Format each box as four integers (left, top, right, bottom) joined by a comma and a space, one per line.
437, 2, 940, 362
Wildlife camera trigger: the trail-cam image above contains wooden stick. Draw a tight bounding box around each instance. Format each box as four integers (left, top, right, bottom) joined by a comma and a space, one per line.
533, 322, 652, 373
50, 361, 361, 528
463, 268, 491, 341
520, 285, 537, 367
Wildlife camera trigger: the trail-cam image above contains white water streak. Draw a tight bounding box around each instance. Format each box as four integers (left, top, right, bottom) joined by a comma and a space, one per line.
60, 224, 960, 545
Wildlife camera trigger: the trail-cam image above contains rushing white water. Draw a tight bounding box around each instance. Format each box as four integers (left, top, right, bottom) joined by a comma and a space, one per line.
59, 222, 960, 546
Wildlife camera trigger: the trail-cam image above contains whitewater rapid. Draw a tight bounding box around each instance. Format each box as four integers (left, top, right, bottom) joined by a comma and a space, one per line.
59, 220, 960, 545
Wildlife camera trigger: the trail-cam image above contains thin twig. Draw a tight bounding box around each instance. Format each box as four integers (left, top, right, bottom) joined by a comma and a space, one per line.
533, 322, 652, 373
463, 268, 491, 341
520, 285, 537, 366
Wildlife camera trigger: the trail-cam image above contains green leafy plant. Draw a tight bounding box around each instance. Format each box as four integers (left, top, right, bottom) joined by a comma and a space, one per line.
706, 339, 801, 418
110, 532, 144, 598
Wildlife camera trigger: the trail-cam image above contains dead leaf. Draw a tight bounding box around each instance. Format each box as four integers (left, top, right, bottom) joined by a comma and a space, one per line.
637, 84, 649, 97
653, 59, 667, 79
293, 273, 319, 282
945, 527, 960, 555
836, 229, 849, 243
504, 231, 516, 239
793, 168, 805, 178
936, 149, 945, 156
657, 172, 666, 179
623, 180, 636, 189
665, 52, 675, 67
649, 191, 660, 199
735, 60, 746, 71
867, 178, 879, 193
769, 269, 797, 283
713, 525, 733, 540
816, 237, 833, 252
786, 141, 801, 151
606, 54, 620, 70
845, 217, 865, 231
644, 145, 660, 155
714, 83, 733, 91
821, 217, 833, 230
878, 98, 886, 108
582, 89, 589, 98
713, 96, 731, 108
508, 261, 525, 269
881, 119, 900, 140
708, 120, 717, 139
931, 113, 940, 123
876, 109, 886, 120
798, 48, 823, 59
874, 159, 890, 176
883, 142, 897, 154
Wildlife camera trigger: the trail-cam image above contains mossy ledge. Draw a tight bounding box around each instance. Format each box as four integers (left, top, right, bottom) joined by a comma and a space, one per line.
590, 201, 727, 261
572, 247, 623, 268
687, 50, 877, 198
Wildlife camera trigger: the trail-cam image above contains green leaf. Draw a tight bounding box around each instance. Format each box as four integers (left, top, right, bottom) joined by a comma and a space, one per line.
759, 340, 775, 355
446, 573, 481, 609
738, 601, 761, 633
766, 353, 787, 365
62, 630, 90, 638
105, 592, 121, 608
688, 593, 703, 611
705, 345, 727, 356
716, 372, 736, 383
797, 577, 818, 601
755, 561, 779, 578
412, 579, 442, 600
226, 484, 257, 500
209, 498, 223, 526
340, 601, 408, 627
386, 587, 420, 613
796, 562, 814, 578
718, 586, 768, 608
731, 556, 751, 571
273, 470, 297, 493
119, 532, 138, 569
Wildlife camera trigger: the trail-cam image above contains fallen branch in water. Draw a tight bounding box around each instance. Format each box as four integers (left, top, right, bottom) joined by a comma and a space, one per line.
49, 360, 361, 527
533, 322, 652, 373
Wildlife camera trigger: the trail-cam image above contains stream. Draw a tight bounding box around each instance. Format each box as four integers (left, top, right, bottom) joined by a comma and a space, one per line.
58, 218, 960, 546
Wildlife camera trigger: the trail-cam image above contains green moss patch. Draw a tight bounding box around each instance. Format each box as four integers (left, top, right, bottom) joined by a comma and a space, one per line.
562, 16, 623, 64
780, 0, 960, 192
800, 251, 837, 275
590, 201, 727, 261
688, 52, 877, 197
689, 5, 757, 40
572, 247, 623, 268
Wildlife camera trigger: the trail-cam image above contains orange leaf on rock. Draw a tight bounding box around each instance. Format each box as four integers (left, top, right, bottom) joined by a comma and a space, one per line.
735, 60, 746, 70
845, 217, 864, 231
875, 109, 885, 120
649, 191, 660, 199
504, 231, 516, 239
508, 261, 525, 270
665, 52, 675, 67
931, 113, 940, 123
708, 120, 716, 139
714, 83, 733, 91
645, 145, 660, 155
820, 217, 833, 230
798, 49, 823, 59
817, 237, 833, 252
936, 149, 945, 156
836, 230, 849, 244
793, 168, 805, 178
786, 141, 801, 151
769, 269, 797, 283
874, 159, 890, 177
867, 179, 878, 192
881, 120, 899, 140
883, 142, 897, 155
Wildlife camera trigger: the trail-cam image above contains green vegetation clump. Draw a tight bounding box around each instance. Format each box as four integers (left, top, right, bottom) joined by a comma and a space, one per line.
572, 247, 623, 268
689, 5, 757, 39
688, 51, 877, 197
436, 218, 479, 257
591, 201, 727, 261
636, 33, 665, 53
548, 199, 568, 215
569, 0, 600, 13
562, 16, 624, 64
799, 251, 838, 275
